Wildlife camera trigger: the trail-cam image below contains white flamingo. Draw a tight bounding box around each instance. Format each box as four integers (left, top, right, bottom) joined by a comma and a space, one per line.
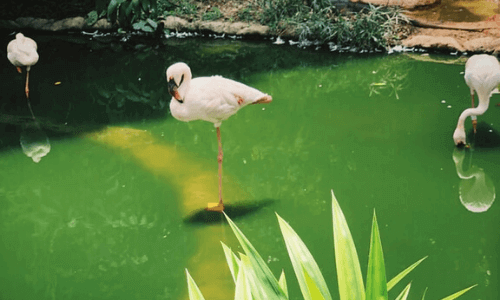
7, 33, 39, 99
166, 62, 272, 212
453, 54, 500, 146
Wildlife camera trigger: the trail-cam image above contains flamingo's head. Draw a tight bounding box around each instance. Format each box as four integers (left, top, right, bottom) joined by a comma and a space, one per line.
453, 126, 466, 147
166, 62, 191, 103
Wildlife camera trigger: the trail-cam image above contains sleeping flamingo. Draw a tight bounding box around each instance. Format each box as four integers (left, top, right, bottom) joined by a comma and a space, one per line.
166, 62, 272, 212
453, 54, 500, 146
7, 33, 39, 99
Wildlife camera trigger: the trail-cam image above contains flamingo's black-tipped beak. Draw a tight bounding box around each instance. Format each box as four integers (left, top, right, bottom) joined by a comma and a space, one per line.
167, 78, 178, 97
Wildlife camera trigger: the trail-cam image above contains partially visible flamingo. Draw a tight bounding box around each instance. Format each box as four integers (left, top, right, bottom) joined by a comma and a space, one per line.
7, 33, 39, 99
453, 54, 500, 146
166, 62, 272, 212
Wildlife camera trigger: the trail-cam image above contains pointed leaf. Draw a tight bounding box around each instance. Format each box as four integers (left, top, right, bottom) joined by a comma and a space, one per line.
221, 242, 240, 284
235, 255, 253, 300
224, 213, 287, 299
387, 257, 427, 291
303, 265, 326, 300
186, 269, 206, 300
277, 213, 332, 300
366, 211, 388, 300
421, 287, 428, 300
279, 270, 288, 299
395, 282, 411, 300
331, 190, 365, 300
439, 284, 477, 300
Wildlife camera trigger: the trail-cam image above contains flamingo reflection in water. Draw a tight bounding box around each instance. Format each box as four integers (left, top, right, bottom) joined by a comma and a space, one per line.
7, 33, 50, 163
452, 148, 495, 213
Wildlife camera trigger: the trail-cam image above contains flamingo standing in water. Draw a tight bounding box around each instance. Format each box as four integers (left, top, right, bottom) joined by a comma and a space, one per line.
7, 33, 39, 99
453, 54, 500, 146
166, 62, 272, 212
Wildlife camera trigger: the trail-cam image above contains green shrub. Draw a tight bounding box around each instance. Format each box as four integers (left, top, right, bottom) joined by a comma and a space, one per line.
186, 190, 476, 300
202, 7, 223, 21
93, 0, 158, 28
237, 7, 255, 22
164, 0, 198, 17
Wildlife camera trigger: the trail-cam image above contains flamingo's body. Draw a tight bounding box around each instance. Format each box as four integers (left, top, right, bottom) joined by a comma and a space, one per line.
453, 54, 500, 146
166, 62, 272, 211
7, 33, 39, 98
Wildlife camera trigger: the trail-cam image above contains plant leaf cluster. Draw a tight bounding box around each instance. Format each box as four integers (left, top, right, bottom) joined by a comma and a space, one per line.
259, 0, 409, 50
186, 190, 476, 299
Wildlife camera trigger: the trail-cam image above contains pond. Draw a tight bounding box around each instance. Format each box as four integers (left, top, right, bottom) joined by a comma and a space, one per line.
0, 31, 499, 300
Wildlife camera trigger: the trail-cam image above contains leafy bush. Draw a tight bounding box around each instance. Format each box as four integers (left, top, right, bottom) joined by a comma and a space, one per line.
258, 0, 409, 50
93, 0, 158, 28
163, 0, 198, 17
202, 7, 223, 21
237, 7, 255, 22
186, 190, 476, 299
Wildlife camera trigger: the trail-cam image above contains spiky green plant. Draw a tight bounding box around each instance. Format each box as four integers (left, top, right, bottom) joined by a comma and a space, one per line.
186, 190, 477, 299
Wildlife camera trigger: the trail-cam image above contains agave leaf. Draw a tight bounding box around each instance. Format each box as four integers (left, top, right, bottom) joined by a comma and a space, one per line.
279, 270, 288, 299
366, 211, 388, 300
186, 269, 206, 300
331, 190, 365, 300
224, 213, 287, 299
387, 256, 427, 291
303, 265, 326, 300
277, 213, 332, 300
235, 255, 253, 300
439, 284, 477, 300
395, 282, 411, 300
222, 242, 240, 284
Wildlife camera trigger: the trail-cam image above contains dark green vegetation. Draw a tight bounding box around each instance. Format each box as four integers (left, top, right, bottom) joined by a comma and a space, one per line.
259, 0, 410, 50
0, 0, 410, 51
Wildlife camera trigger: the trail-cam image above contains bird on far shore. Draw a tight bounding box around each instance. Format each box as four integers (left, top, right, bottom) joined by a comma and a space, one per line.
7, 33, 39, 99
453, 54, 500, 146
166, 62, 272, 212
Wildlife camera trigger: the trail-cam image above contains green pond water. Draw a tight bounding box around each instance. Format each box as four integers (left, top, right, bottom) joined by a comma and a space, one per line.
0, 32, 499, 300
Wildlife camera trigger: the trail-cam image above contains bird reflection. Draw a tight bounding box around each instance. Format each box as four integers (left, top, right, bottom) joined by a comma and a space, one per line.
7, 33, 51, 162
452, 148, 495, 212
20, 120, 51, 163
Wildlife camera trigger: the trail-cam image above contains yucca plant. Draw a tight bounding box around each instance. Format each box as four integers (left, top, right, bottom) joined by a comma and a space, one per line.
186, 190, 477, 299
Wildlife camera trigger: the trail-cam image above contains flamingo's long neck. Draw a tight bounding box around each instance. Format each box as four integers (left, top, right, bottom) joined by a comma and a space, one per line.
456, 90, 491, 129
178, 71, 192, 101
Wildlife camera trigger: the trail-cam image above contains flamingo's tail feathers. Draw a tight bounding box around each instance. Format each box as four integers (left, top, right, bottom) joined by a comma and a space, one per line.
252, 95, 272, 104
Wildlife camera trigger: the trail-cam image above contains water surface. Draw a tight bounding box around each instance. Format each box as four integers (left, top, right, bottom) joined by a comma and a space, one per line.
0, 33, 499, 299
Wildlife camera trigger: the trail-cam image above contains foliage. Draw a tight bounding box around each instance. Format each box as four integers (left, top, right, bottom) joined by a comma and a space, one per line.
237, 7, 255, 22
86, 10, 99, 26
258, 0, 409, 50
163, 0, 198, 17
202, 7, 223, 21
93, 0, 158, 28
186, 190, 477, 299
132, 18, 158, 32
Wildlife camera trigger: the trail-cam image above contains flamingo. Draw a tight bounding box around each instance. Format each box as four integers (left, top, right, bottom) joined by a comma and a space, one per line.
7, 33, 39, 99
453, 54, 500, 146
166, 62, 272, 212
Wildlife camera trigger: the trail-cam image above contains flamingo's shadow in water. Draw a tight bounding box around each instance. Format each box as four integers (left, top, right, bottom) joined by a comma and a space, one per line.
469, 122, 500, 148
183, 199, 276, 225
